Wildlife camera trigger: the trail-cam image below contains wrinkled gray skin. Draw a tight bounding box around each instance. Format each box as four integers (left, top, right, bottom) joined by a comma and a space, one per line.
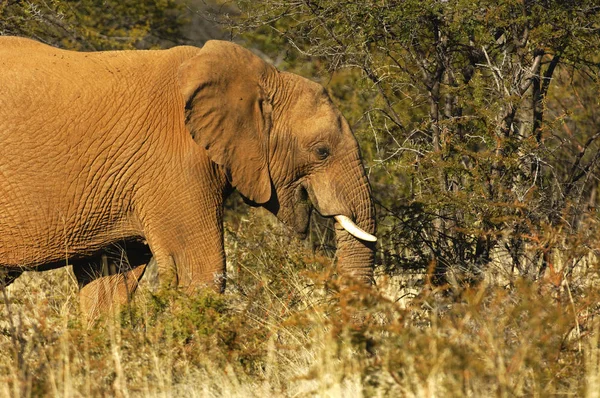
0, 37, 376, 318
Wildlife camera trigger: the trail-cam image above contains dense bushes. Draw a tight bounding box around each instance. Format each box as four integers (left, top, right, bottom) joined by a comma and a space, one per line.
0, 0, 186, 49
227, 0, 600, 284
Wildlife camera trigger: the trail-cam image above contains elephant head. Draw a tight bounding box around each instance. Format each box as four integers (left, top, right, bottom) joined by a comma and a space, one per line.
179, 41, 376, 284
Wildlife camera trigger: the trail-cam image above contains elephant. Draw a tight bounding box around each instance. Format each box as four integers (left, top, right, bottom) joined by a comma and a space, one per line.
0, 36, 376, 318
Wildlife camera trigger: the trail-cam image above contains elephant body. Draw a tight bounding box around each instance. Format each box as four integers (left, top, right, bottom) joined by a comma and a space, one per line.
1, 38, 225, 284
0, 37, 376, 317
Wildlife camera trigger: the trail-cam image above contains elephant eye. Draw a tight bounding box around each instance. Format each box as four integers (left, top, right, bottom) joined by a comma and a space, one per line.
315, 146, 330, 160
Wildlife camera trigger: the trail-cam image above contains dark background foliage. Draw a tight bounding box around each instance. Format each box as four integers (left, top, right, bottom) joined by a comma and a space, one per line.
220, 0, 600, 285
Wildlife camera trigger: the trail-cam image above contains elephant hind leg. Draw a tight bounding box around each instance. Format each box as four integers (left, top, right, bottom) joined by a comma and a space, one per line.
76, 263, 147, 323
73, 240, 152, 323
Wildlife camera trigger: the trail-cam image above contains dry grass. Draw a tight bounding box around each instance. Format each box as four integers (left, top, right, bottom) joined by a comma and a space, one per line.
2, 209, 600, 397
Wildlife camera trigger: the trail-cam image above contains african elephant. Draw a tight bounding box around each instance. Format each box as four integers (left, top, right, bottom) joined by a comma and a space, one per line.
0, 37, 376, 318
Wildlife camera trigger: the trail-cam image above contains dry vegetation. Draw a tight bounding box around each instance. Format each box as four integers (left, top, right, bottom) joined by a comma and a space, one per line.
2, 209, 600, 397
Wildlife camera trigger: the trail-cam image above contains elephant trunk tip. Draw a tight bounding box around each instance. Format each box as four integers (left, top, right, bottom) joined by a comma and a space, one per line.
334, 215, 377, 242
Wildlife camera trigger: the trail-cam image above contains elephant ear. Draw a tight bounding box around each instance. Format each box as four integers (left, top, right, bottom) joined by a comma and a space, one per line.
178, 40, 275, 204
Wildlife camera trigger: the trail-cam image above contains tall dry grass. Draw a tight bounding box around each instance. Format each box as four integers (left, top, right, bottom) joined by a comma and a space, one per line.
1, 208, 599, 397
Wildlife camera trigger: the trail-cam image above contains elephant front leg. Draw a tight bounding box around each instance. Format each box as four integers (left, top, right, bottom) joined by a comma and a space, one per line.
151, 239, 227, 295
145, 215, 227, 294
73, 240, 153, 322
141, 167, 229, 295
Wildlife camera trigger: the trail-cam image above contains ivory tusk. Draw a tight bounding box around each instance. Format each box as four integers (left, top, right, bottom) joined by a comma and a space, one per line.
334, 215, 377, 242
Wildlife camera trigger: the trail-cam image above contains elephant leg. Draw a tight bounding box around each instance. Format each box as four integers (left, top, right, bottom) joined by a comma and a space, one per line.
73, 240, 152, 322
0, 269, 22, 289
144, 196, 227, 294
151, 250, 225, 295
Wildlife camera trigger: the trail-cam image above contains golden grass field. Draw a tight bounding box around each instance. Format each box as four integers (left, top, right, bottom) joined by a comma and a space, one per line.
2, 208, 600, 397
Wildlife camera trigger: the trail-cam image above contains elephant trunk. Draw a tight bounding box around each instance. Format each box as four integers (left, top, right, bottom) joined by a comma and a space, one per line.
334, 174, 376, 285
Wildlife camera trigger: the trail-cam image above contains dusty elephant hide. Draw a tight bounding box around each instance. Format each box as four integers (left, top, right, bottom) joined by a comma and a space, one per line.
0, 37, 376, 319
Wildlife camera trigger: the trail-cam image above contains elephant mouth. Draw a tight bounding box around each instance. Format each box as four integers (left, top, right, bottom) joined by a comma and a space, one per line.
292, 185, 312, 238
260, 183, 311, 238
264, 183, 376, 243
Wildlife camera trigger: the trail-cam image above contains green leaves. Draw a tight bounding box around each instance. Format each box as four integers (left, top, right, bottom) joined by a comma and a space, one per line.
0, 0, 186, 50
230, 0, 600, 279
